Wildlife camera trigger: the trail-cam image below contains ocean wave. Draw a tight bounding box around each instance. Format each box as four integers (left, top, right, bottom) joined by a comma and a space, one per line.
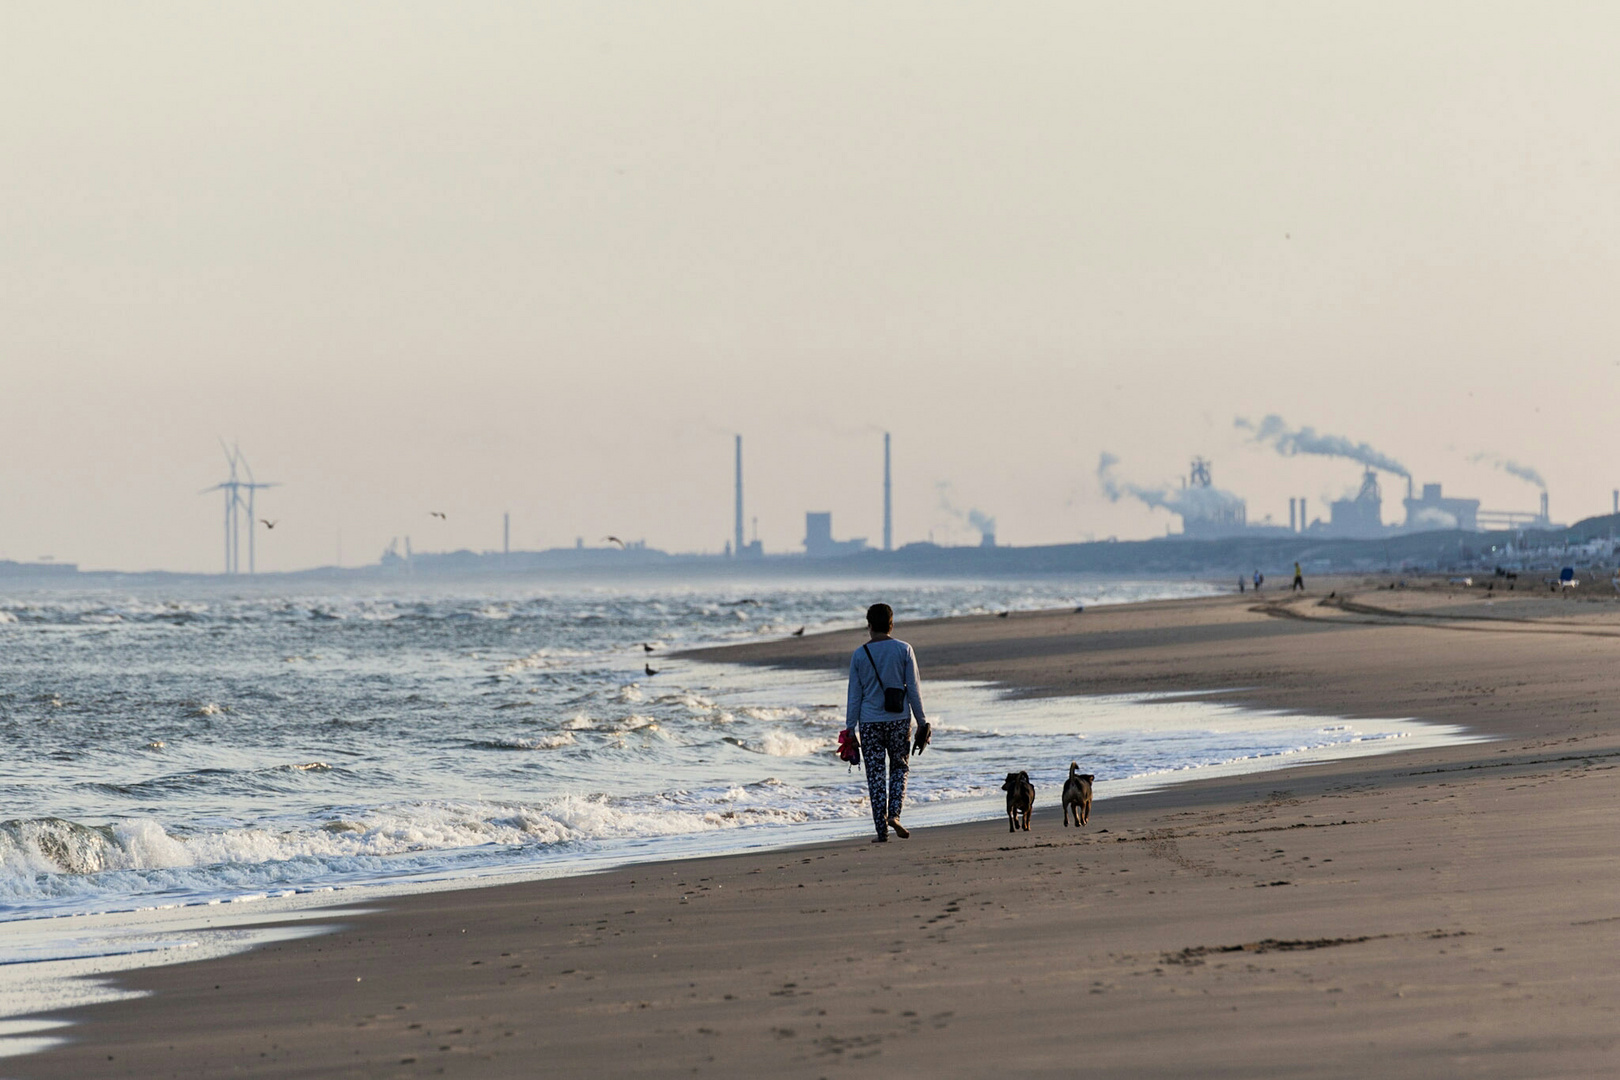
468, 734, 576, 751
0, 793, 835, 903
724, 731, 828, 757
501, 648, 592, 673
86, 763, 348, 799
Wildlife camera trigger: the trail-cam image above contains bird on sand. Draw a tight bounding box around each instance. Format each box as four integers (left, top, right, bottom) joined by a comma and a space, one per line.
604, 536, 625, 548
645, 663, 659, 676
430, 511, 447, 520
643, 643, 656, 652
792, 626, 805, 637
259, 519, 277, 529
998, 611, 1010, 618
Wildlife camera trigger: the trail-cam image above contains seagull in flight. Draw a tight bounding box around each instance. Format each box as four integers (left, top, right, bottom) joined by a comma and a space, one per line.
604, 536, 625, 548
430, 511, 447, 520
259, 519, 277, 530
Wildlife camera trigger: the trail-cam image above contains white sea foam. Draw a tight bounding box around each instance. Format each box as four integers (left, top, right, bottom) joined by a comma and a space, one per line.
735, 730, 827, 757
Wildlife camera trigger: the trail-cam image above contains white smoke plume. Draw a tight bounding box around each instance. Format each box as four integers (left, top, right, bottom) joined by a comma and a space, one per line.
935, 482, 996, 542
1469, 452, 1546, 489
1236, 415, 1409, 477
1097, 453, 1245, 518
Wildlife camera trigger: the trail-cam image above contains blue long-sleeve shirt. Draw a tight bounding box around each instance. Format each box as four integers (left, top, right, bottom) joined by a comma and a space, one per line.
846, 637, 925, 729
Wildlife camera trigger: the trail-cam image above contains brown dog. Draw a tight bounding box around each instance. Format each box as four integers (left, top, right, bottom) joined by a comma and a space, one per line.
1062, 762, 1093, 827
1001, 771, 1034, 832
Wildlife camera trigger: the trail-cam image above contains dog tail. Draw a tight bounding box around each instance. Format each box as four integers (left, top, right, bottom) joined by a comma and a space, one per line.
1069, 761, 1079, 775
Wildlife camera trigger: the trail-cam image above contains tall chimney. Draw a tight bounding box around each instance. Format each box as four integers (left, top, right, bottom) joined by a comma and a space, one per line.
734, 434, 744, 557
1613, 489, 1617, 515
883, 432, 892, 552
1299, 496, 1306, 532
503, 512, 510, 558
1289, 498, 1296, 533
1541, 491, 1550, 523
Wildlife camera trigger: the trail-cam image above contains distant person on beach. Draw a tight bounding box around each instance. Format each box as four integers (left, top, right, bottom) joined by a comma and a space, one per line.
847, 603, 927, 843
1253, 570, 1264, 592
1238, 576, 1245, 593
1292, 562, 1305, 591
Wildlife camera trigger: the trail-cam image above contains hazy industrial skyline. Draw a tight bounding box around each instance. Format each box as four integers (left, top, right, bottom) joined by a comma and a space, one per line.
5, 3, 1619, 572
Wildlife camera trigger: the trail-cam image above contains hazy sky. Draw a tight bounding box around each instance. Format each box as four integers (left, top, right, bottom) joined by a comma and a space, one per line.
5, 3, 1619, 572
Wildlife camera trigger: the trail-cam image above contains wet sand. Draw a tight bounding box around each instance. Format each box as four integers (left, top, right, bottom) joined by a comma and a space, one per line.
17, 583, 1620, 1077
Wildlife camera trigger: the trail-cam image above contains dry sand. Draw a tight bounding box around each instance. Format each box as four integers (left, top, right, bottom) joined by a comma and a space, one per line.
16, 582, 1620, 1077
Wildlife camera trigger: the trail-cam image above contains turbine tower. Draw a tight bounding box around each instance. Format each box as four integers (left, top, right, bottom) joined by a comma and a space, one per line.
200, 442, 278, 574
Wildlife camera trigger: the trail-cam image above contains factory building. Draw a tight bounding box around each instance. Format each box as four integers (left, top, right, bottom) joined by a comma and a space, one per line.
1403, 483, 1480, 532
1178, 458, 1249, 538
1325, 469, 1388, 538
803, 512, 868, 558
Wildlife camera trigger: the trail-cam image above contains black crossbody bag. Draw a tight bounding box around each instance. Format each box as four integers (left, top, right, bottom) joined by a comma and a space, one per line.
862, 643, 908, 713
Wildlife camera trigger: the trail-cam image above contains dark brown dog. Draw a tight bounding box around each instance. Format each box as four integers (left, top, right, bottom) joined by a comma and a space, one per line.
1001, 771, 1034, 832
1062, 762, 1093, 827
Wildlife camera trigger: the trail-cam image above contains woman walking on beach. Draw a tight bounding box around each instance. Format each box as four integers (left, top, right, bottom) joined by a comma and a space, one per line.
847, 603, 928, 843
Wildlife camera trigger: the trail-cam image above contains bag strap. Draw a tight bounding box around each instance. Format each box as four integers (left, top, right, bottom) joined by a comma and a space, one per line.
862, 642, 909, 694
862, 643, 888, 691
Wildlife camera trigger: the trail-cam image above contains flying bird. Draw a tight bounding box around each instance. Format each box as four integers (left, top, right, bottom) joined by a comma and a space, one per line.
604, 536, 625, 548
644, 664, 659, 676
259, 519, 277, 530
430, 511, 447, 520
792, 626, 805, 637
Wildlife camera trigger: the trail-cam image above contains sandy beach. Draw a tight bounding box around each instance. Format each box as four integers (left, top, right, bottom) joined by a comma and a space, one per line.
16, 581, 1620, 1077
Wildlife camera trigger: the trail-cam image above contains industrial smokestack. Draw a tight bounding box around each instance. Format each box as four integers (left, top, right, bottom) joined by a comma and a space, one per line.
1299, 496, 1307, 532
734, 435, 744, 557
883, 432, 892, 552
1613, 489, 1617, 515
1541, 491, 1550, 524
1289, 498, 1296, 533
503, 512, 509, 558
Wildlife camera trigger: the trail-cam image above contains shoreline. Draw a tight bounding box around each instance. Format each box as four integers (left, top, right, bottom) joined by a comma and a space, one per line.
15, 582, 1620, 1077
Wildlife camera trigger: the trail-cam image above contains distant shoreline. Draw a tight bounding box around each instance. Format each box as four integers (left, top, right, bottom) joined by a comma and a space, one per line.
7, 507, 1619, 582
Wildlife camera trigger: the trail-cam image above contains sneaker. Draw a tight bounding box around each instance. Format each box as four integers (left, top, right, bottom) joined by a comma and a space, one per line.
871, 835, 888, 843
888, 817, 909, 839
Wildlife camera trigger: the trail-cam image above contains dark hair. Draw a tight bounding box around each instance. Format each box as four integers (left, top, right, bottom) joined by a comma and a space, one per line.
866, 603, 893, 633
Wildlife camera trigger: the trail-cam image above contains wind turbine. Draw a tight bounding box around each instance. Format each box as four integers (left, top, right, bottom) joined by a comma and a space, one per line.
200, 442, 278, 574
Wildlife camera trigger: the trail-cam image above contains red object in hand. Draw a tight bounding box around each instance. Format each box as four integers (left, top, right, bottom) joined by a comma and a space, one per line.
837, 729, 861, 765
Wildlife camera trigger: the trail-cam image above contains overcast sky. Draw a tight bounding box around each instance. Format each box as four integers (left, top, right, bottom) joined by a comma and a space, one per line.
5, 3, 1618, 572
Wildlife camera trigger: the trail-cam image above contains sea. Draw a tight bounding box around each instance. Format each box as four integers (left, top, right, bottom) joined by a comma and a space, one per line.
0, 576, 1479, 1041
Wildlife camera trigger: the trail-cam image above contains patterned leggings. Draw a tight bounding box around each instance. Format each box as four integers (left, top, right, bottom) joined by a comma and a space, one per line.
859, 720, 910, 838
